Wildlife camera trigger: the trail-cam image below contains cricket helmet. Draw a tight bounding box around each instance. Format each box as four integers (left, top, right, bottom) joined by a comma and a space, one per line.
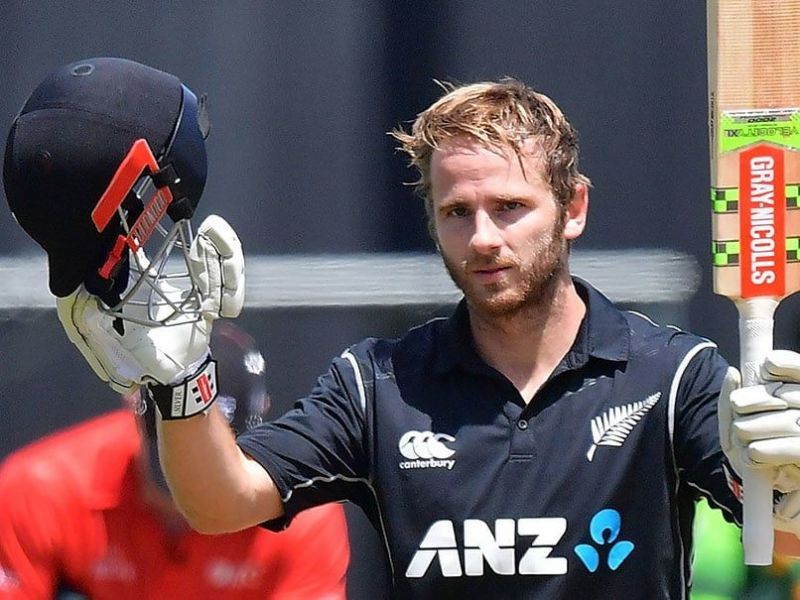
4, 57, 210, 323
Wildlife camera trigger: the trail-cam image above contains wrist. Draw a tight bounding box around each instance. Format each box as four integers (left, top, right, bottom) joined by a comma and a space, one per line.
147, 356, 218, 419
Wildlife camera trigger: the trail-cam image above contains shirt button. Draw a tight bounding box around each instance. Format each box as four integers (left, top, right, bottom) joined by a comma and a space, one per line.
517, 419, 529, 431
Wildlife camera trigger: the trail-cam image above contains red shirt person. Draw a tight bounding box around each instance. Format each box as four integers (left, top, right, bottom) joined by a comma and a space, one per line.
0, 323, 350, 599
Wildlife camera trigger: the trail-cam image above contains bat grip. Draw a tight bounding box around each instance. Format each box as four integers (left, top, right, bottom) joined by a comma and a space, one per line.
738, 297, 779, 566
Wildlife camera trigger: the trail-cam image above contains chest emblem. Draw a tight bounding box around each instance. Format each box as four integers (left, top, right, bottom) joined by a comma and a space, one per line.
399, 430, 456, 470
586, 393, 661, 461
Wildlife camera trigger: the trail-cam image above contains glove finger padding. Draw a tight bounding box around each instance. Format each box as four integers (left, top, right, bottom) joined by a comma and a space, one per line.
730, 383, 790, 414
56, 288, 139, 394
735, 409, 800, 442
748, 437, 800, 466
763, 349, 800, 384
188, 215, 245, 319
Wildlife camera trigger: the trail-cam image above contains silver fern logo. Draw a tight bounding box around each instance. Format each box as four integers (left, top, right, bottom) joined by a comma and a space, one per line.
586, 393, 661, 461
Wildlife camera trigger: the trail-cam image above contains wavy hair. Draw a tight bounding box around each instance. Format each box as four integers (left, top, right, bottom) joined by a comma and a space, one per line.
390, 78, 591, 230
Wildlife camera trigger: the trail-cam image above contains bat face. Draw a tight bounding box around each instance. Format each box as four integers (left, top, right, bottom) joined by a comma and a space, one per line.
709, 0, 800, 302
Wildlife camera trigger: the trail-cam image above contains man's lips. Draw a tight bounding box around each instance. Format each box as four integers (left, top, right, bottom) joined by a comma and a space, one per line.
470, 265, 512, 282
469, 261, 513, 272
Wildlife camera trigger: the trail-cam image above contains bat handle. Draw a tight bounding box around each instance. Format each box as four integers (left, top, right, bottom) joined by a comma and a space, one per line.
738, 297, 779, 566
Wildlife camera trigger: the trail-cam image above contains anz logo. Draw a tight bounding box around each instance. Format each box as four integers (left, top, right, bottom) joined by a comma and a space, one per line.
405, 509, 634, 578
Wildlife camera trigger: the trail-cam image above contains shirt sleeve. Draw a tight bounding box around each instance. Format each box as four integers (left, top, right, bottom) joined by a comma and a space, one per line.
0, 457, 64, 600
672, 342, 742, 525
268, 502, 350, 599
236, 350, 372, 528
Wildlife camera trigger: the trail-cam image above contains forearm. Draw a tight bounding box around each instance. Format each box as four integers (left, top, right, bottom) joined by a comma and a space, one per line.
157, 404, 283, 533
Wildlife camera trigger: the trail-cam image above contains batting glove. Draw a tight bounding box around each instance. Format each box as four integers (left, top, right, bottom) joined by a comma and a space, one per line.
719, 350, 800, 535
56, 215, 245, 418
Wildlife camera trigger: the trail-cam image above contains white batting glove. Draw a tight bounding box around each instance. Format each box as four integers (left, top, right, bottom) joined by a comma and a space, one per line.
718, 350, 800, 535
56, 215, 245, 412
56, 282, 213, 387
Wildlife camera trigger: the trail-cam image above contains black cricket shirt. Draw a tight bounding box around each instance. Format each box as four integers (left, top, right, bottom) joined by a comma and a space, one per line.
236, 278, 741, 599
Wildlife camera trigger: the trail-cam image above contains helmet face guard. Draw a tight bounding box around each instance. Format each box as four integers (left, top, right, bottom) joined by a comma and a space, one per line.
91, 137, 202, 327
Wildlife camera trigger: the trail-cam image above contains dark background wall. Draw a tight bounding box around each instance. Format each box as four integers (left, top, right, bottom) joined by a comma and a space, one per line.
3, 2, 799, 598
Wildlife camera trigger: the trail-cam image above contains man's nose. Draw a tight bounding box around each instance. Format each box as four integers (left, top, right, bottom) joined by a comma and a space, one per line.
469, 209, 503, 253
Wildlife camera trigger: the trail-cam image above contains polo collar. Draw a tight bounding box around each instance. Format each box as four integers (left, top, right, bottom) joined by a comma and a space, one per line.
433, 277, 631, 376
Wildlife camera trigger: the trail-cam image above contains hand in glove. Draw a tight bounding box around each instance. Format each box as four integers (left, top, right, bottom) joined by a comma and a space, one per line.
56, 215, 245, 418
719, 349, 800, 536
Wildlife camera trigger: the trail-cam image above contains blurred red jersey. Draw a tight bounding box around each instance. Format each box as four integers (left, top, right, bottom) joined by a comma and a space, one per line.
0, 411, 349, 599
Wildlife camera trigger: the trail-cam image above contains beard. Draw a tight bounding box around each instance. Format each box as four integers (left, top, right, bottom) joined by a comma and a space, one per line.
441, 217, 567, 318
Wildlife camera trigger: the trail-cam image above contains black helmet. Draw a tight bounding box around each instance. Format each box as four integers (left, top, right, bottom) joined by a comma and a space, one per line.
4, 57, 210, 305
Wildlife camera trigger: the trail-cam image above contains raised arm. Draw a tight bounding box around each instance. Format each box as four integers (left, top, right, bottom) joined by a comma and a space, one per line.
5, 58, 287, 539
157, 405, 283, 533
54, 214, 283, 533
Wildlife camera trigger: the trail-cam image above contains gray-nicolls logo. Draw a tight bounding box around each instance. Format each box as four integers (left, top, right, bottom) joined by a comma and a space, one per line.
586, 393, 661, 461
399, 430, 456, 470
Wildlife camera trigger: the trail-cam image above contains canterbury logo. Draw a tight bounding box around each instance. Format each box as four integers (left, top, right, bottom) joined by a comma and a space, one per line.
399, 430, 456, 470
586, 393, 661, 461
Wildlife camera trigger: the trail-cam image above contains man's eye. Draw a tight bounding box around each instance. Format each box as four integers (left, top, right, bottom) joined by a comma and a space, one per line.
447, 206, 469, 217
500, 201, 524, 211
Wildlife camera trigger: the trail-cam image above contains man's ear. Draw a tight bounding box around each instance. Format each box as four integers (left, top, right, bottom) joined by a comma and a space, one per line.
563, 183, 589, 241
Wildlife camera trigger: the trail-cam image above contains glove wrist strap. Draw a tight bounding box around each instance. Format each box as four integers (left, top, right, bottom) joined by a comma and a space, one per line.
147, 357, 218, 420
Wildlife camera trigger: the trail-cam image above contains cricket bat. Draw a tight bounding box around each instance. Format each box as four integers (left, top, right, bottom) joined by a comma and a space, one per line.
708, 0, 800, 565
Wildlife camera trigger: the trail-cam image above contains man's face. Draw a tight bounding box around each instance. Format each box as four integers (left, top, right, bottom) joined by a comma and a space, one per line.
430, 138, 585, 317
